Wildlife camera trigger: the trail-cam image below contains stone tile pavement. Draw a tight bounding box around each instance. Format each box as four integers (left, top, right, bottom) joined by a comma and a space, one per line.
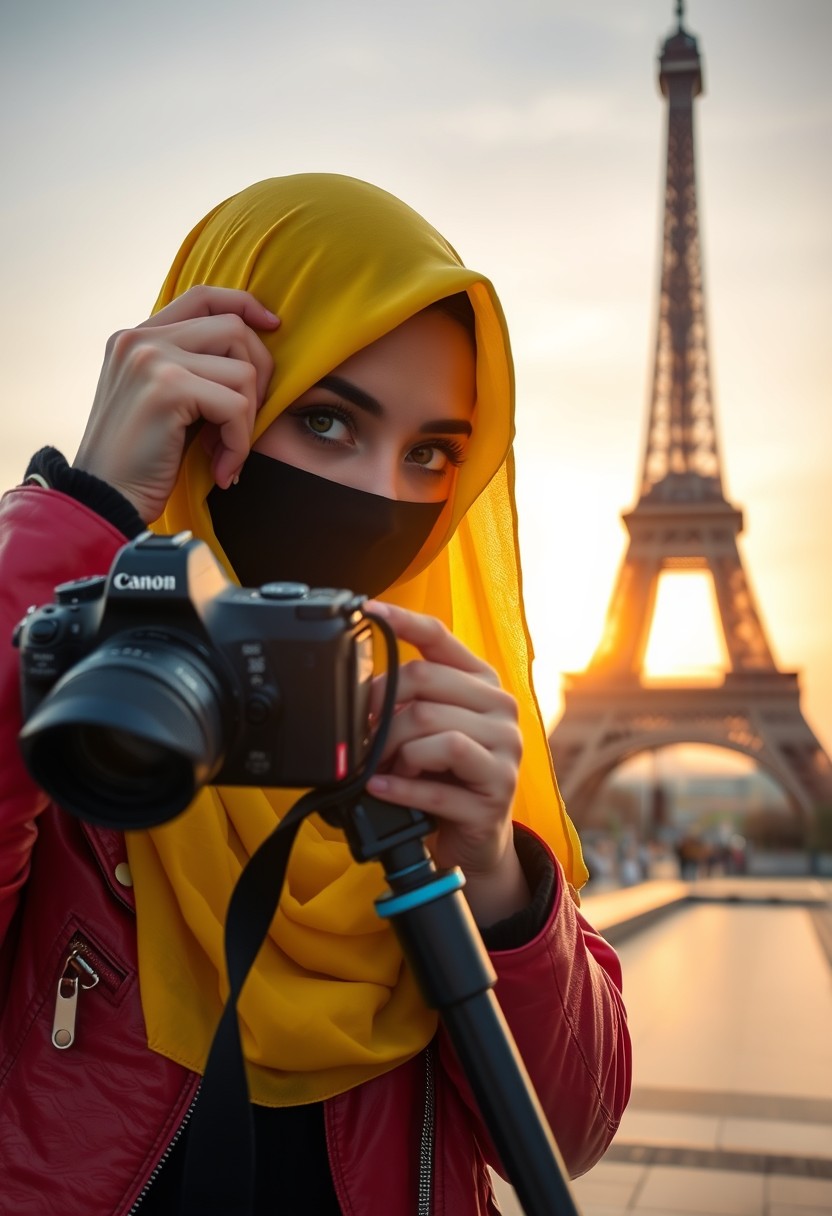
489, 877, 832, 1215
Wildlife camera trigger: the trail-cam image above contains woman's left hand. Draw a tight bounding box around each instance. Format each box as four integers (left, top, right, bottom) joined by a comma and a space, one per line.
364, 601, 530, 927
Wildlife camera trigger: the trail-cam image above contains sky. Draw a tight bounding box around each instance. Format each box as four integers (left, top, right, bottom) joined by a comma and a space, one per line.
1, 0, 830, 771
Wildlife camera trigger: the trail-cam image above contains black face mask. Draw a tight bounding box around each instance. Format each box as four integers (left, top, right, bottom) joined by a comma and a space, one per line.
206, 452, 446, 597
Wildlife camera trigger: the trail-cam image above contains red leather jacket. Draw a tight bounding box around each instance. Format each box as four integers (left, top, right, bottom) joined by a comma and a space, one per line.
0, 486, 631, 1215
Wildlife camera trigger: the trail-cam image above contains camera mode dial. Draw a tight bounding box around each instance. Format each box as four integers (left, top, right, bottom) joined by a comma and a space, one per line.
55, 575, 107, 605
259, 582, 309, 600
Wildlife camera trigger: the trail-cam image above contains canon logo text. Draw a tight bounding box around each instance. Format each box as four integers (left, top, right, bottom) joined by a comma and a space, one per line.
113, 572, 177, 592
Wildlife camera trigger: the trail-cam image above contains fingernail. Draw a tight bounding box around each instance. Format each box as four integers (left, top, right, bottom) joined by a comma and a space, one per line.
263, 308, 280, 323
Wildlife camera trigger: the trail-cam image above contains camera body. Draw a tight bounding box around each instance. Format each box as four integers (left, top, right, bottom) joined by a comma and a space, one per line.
15, 531, 374, 827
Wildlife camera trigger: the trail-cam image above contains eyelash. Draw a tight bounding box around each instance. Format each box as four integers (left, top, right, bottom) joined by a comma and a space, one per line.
410, 439, 466, 474
290, 403, 355, 442
288, 405, 467, 476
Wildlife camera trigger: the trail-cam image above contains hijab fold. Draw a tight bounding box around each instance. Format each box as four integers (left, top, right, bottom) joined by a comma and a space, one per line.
124, 174, 587, 1107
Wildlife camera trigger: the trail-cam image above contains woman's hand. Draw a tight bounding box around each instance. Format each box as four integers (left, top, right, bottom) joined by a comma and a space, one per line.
73, 286, 280, 523
365, 601, 529, 928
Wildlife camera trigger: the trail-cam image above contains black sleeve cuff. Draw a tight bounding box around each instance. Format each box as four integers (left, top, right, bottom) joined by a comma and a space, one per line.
479, 826, 557, 952
24, 447, 147, 539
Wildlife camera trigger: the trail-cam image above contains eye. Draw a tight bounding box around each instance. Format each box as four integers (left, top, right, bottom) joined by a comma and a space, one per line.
307, 411, 337, 435
406, 440, 466, 474
409, 444, 443, 468
290, 405, 354, 445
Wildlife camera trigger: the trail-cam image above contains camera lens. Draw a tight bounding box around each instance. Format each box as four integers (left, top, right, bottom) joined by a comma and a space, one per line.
18, 632, 229, 829
76, 725, 177, 783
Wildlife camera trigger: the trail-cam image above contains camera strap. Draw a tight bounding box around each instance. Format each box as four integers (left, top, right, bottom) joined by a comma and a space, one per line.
178, 609, 400, 1216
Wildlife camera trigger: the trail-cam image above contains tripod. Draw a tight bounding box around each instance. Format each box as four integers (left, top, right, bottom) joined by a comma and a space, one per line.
328, 790, 582, 1216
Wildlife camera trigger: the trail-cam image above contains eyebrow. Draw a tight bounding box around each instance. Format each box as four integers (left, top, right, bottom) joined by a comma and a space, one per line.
316, 375, 473, 437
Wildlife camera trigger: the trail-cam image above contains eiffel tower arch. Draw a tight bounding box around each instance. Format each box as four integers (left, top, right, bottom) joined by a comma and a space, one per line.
548, 3, 832, 834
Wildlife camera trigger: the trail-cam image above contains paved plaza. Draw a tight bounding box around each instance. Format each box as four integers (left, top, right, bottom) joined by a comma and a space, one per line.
491, 877, 832, 1215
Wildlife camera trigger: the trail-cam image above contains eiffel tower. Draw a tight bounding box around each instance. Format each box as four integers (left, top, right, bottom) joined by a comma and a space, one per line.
548, 2, 832, 833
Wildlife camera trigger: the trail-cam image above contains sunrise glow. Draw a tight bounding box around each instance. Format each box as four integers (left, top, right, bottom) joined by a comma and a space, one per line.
642, 570, 730, 683
1, 3, 829, 758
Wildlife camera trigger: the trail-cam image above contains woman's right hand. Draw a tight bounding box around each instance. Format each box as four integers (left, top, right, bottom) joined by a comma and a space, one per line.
73, 285, 280, 523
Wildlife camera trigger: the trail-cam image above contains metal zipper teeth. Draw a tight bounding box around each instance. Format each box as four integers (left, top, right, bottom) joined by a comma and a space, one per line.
417, 1043, 435, 1216
66, 935, 124, 993
126, 1086, 201, 1215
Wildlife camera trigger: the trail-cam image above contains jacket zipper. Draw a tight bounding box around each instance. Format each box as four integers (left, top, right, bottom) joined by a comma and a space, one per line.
417, 1042, 435, 1216
126, 1086, 201, 1214
129, 1055, 426, 1212
50, 931, 433, 1209
49, 934, 198, 1211
51, 935, 123, 1050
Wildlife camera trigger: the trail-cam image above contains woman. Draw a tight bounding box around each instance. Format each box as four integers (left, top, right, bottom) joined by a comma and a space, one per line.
0, 174, 630, 1214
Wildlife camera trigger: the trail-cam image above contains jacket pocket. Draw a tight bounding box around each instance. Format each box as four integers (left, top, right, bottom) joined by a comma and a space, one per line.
51, 932, 127, 1050
0, 920, 130, 1086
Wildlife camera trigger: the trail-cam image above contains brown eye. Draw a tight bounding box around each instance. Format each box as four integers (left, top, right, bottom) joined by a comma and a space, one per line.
409, 445, 439, 467
294, 405, 353, 445
307, 412, 334, 434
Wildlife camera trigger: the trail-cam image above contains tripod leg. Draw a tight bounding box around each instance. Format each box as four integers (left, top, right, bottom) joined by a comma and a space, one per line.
381, 877, 581, 1216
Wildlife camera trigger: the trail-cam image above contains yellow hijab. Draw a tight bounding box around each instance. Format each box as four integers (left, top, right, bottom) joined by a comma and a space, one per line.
124, 174, 587, 1107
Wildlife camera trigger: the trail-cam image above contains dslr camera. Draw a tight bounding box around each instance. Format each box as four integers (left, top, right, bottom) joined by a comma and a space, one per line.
15, 531, 374, 829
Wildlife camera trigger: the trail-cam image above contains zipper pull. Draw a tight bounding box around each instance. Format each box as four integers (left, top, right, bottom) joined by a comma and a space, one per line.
52, 950, 100, 1050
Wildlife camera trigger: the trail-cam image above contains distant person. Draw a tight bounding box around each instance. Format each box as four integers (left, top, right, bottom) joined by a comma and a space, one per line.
676, 832, 703, 880
0, 174, 631, 1213
619, 842, 642, 887
727, 834, 748, 875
